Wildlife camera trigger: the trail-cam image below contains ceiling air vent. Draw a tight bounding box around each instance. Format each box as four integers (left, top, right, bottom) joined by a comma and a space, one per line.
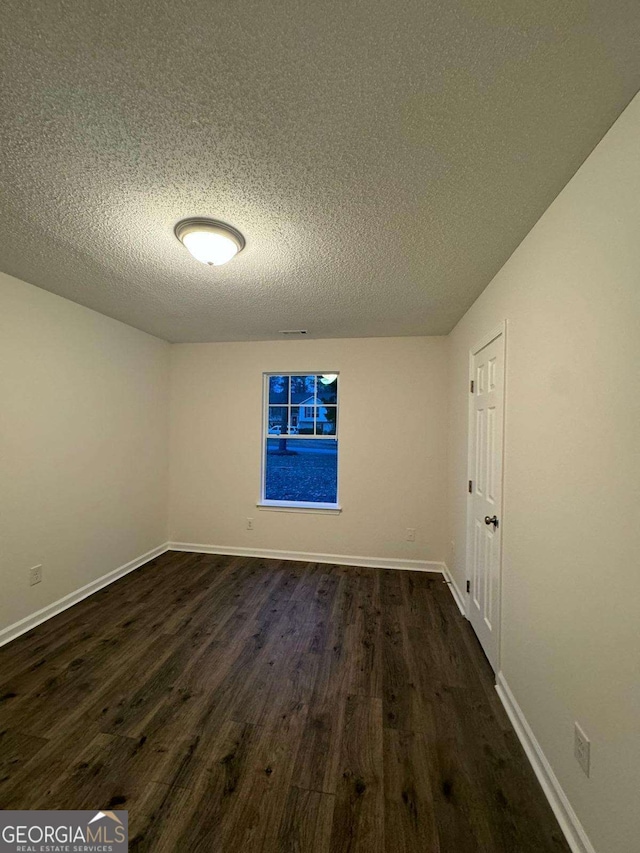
279, 330, 308, 336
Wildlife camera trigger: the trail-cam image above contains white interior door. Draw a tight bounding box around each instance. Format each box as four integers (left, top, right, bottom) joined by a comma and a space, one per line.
466, 325, 505, 671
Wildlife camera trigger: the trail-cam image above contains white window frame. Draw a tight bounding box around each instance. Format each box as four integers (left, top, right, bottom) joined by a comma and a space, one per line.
258, 372, 341, 513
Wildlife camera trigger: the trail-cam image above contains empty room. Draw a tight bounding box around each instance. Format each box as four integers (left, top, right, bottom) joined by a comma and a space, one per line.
1, 2, 638, 852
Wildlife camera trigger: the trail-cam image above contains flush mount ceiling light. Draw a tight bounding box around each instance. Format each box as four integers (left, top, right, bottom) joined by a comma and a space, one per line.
175, 218, 245, 266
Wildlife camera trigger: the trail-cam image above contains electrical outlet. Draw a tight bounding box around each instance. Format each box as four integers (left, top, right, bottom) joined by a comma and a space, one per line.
406, 528, 416, 542
246, 517, 254, 531
29, 565, 42, 586
574, 722, 590, 777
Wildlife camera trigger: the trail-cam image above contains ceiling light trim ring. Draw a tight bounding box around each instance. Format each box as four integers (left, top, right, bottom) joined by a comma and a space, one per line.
175, 218, 245, 251
173, 216, 245, 267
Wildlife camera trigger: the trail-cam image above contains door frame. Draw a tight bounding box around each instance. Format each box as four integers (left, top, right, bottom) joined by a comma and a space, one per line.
465, 319, 508, 671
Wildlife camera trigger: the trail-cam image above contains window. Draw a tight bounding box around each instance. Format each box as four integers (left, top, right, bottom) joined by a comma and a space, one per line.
261, 373, 339, 510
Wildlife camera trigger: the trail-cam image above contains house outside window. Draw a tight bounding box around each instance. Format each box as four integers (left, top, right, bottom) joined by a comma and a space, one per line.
261, 373, 339, 509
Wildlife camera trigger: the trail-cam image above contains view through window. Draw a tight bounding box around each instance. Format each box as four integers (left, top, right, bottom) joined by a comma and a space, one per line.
263, 373, 338, 506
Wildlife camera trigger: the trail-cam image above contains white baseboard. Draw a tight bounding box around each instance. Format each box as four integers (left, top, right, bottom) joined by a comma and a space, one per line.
442, 562, 467, 617
0, 543, 170, 648
495, 672, 596, 853
168, 541, 445, 574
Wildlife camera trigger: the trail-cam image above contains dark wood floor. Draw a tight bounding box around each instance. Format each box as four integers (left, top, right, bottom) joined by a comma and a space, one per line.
0, 551, 569, 852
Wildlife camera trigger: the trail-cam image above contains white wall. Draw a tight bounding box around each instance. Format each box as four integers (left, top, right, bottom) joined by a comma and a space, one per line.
0, 272, 170, 635
169, 337, 448, 563
447, 94, 640, 853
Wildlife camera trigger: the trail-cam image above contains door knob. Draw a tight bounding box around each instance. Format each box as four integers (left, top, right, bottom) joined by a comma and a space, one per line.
484, 515, 499, 528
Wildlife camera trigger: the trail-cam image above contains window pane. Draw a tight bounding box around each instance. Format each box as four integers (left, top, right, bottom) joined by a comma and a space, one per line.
265, 438, 337, 503
285, 418, 299, 435
295, 404, 315, 434
316, 374, 338, 403
267, 406, 289, 435
316, 406, 337, 435
291, 374, 316, 404
268, 375, 289, 404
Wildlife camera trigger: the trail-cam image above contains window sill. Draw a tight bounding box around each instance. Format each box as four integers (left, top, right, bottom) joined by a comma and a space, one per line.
257, 500, 342, 515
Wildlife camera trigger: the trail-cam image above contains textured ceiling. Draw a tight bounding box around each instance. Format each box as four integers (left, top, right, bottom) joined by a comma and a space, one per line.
1, 1, 639, 342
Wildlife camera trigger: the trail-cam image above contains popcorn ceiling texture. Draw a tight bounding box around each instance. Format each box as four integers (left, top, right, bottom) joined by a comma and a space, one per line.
1, 0, 639, 342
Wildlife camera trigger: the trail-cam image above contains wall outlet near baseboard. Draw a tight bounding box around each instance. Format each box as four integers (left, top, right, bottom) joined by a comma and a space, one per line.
406, 528, 416, 542
246, 517, 254, 531
29, 565, 43, 586
574, 722, 590, 777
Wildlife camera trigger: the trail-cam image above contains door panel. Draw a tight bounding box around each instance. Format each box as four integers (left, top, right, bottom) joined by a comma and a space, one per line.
467, 328, 505, 671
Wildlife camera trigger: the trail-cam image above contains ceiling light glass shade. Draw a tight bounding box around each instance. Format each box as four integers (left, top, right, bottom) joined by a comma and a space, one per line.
175, 218, 245, 266
320, 374, 338, 384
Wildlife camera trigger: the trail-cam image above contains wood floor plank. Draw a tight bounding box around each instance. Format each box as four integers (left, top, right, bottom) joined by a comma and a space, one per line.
383, 728, 440, 853
277, 786, 335, 853
159, 718, 258, 852
0, 552, 571, 853
129, 781, 194, 853
382, 606, 419, 731
0, 720, 105, 808
216, 716, 308, 853
329, 695, 385, 853
0, 728, 48, 787
0, 631, 175, 739
290, 694, 347, 796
